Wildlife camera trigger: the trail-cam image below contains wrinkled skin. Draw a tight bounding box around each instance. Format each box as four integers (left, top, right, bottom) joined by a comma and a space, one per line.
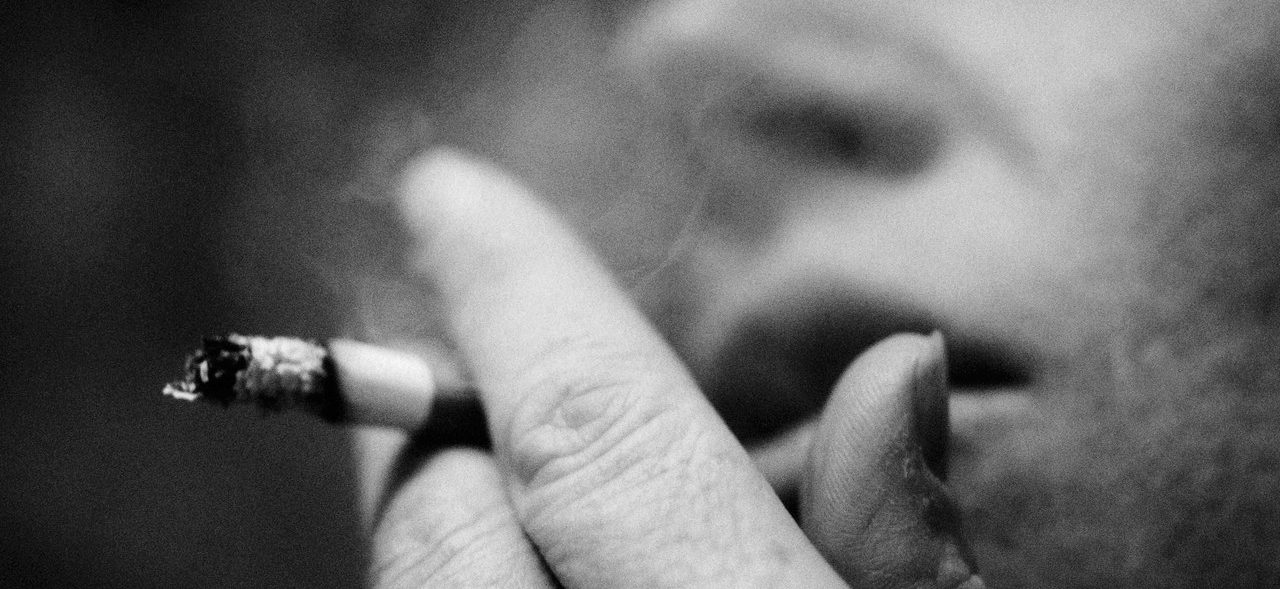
353, 0, 1280, 586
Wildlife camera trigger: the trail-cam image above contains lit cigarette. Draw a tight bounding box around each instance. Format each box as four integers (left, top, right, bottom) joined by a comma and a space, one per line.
164, 335, 823, 495
164, 334, 465, 430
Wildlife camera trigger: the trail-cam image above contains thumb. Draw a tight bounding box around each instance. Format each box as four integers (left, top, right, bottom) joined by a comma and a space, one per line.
801, 332, 984, 589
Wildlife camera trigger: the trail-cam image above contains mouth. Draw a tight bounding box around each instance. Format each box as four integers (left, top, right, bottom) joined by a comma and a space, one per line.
689, 290, 1037, 445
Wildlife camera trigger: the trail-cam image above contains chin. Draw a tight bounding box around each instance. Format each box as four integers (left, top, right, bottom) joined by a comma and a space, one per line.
950, 326, 1280, 587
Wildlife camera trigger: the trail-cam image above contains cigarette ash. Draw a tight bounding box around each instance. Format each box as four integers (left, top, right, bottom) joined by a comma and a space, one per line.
164, 334, 331, 413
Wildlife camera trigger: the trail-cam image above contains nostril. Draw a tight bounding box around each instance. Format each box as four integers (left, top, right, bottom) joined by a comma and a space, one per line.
752, 102, 869, 166
685, 73, 951, 190
747, 97, 944, 176
621, 14, 953, 183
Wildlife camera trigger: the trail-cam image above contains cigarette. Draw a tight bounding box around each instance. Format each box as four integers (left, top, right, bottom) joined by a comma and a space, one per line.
164, 334, 465, 430
164, 335, 809, 495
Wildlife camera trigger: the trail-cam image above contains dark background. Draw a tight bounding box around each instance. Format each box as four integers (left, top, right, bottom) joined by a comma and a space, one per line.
0, 1, 609, 586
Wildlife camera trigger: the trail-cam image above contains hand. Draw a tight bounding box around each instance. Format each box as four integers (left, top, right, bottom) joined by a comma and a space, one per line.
358, 149, 983, 588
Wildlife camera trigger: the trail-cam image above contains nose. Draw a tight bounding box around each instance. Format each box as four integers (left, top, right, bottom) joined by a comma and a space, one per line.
618, 0, 972, 241
616, 0, 1041, 440
618, 0, 1039, 243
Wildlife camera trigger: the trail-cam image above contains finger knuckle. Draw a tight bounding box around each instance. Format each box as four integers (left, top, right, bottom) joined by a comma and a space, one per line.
502, 337, 698, 493
370, 501, 512, 588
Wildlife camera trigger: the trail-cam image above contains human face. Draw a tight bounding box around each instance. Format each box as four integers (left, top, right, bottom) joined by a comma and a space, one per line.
395, 0, 1280, 584
469, 0, 1280, 585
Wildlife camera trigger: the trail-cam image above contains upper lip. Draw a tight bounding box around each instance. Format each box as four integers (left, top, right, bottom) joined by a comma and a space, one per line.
688, 289, 1036, 443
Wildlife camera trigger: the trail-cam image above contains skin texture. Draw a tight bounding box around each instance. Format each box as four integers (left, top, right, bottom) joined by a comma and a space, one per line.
370, 151, 970, 587
349, 0, 1280, 587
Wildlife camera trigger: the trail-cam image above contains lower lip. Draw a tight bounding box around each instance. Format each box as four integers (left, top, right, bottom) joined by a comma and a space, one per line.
949, 389, 1032, 440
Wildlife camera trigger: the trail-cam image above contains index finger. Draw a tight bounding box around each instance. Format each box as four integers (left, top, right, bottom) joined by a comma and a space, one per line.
397, 149, 845, 588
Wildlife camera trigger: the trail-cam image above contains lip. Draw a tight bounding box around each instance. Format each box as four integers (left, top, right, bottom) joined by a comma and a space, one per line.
689, 293, 1037, 445
711, 328, 1038, 502
949, 388, 1035, 448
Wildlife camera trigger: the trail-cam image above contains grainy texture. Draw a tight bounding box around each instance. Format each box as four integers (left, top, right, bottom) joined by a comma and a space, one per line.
165, 335, 330, 412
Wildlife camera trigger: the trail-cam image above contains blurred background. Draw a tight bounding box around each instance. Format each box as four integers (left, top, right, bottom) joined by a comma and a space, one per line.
1, 1, 668, 586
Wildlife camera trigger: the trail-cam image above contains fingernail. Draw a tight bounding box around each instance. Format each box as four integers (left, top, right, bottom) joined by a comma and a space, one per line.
914, 332, 986, 589
915, 330, 950, 479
